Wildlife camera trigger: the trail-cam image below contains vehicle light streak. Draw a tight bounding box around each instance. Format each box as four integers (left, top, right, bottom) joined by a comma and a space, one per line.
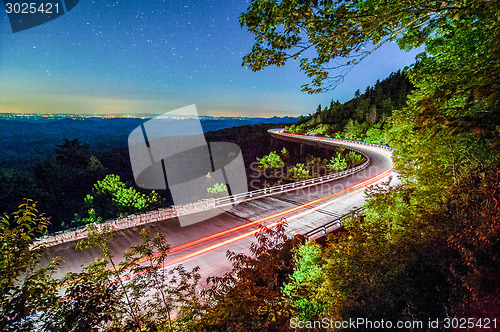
160, 164, 394, 266
116, 162, 395, 283
118, 218, 289, 282
59, 133, 395, 294
114, 161, 395, 273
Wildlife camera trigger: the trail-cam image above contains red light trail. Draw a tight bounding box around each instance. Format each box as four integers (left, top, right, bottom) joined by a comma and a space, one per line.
114, 141, 395, 282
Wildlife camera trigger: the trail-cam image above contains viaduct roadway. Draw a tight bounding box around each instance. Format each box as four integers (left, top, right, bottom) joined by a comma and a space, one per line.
41, 129, 395, 282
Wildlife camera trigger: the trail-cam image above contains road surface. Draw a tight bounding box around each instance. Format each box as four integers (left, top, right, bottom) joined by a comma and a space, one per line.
41, 130, 394, 282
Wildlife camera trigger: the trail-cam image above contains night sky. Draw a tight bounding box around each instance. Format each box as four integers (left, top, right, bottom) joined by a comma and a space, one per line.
0, 1, 422, 117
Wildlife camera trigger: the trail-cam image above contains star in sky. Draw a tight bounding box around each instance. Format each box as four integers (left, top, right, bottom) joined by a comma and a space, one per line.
0, 0, 421, 117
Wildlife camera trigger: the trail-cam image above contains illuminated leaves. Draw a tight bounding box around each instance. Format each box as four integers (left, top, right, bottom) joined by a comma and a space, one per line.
93, 174, 161, 217
240, 0, 457, 93
257, 150, 285, 169
0, 200, 58, 330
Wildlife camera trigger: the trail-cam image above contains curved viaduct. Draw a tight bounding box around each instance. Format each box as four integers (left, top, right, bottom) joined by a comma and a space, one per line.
42, 130, 395, 280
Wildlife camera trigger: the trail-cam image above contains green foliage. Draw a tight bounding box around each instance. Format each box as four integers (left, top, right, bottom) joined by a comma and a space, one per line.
287, 163, 311, 181
239, 3, 500, 318
336, 145, 345, 155
342, 119, 370, 141
345, 151, 366, 166
45, 257, 121, 331
441, 163, 500, 316
72, 194, 103, 225
32, 138, 107, 231
241, 4, 500, 322
82, 207, 103, 224
386, 2, 500, 207
87, 155, 104, 172
54, 138, 91, 168
1, 2, 498, 329
0, 200, 59, 331
93, 174, 160, 218
305, 155, 327, 170
315, 161, 500, 321
283, 72, 408, 142
255, 146, 364, 186
311, 124, 330, 136
42, 226, 201, 331
327, 153, 347, 172
257, 150, 284, 169
283, 242, 326, 321
365, 124, 385, 144
241, 0, 450, 94
205, 172, 229, 197
207, 182, 229, 196
0, 169, 40, 216
285, 123, 308, 134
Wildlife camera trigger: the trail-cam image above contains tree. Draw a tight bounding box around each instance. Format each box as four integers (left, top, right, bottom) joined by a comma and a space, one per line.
240, 0, 469, 93
44, 257, 122, 331
181, 223, 300, 331
316, 207, 452, 322
386, 3, 500, 207
327, 153, 347, 172
365, 124, 385, 144
33, 138, 106, 231
440, 163, 500, 317
283, 242, 326, 321
91, 174, 161, 219
257, 151, 285, 169
43, 226, 201, 331
55, 138, 91, 168
283, 70, 411, 138
366, 105, 378, 124
315, 104, 321, 115
0, 169, 40, 216
0, 200, 59, 331
240, 0, 500, 323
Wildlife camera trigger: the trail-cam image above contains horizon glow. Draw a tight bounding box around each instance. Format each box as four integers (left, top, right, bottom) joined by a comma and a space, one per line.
0, 1, 422, 117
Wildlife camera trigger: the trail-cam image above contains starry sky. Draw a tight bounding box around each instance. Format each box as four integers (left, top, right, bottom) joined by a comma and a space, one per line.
0, 0, 422, 117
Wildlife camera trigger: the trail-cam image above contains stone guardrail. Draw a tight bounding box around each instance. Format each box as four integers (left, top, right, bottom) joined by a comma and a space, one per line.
34, 129, 388, 248
33, 199, 216, 247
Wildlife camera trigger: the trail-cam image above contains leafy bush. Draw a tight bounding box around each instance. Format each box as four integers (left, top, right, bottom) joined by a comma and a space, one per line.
288, 163, 311, 181
365, 124, 385, 144
257, 151, 284, 169
285, 123, 307, 134
345, 151, 366, 166
207, 183, 229, 196
283, 242, 326, 321
327, 153, 348, 172
312, 124, 330, 136
92, 174, 160, 218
